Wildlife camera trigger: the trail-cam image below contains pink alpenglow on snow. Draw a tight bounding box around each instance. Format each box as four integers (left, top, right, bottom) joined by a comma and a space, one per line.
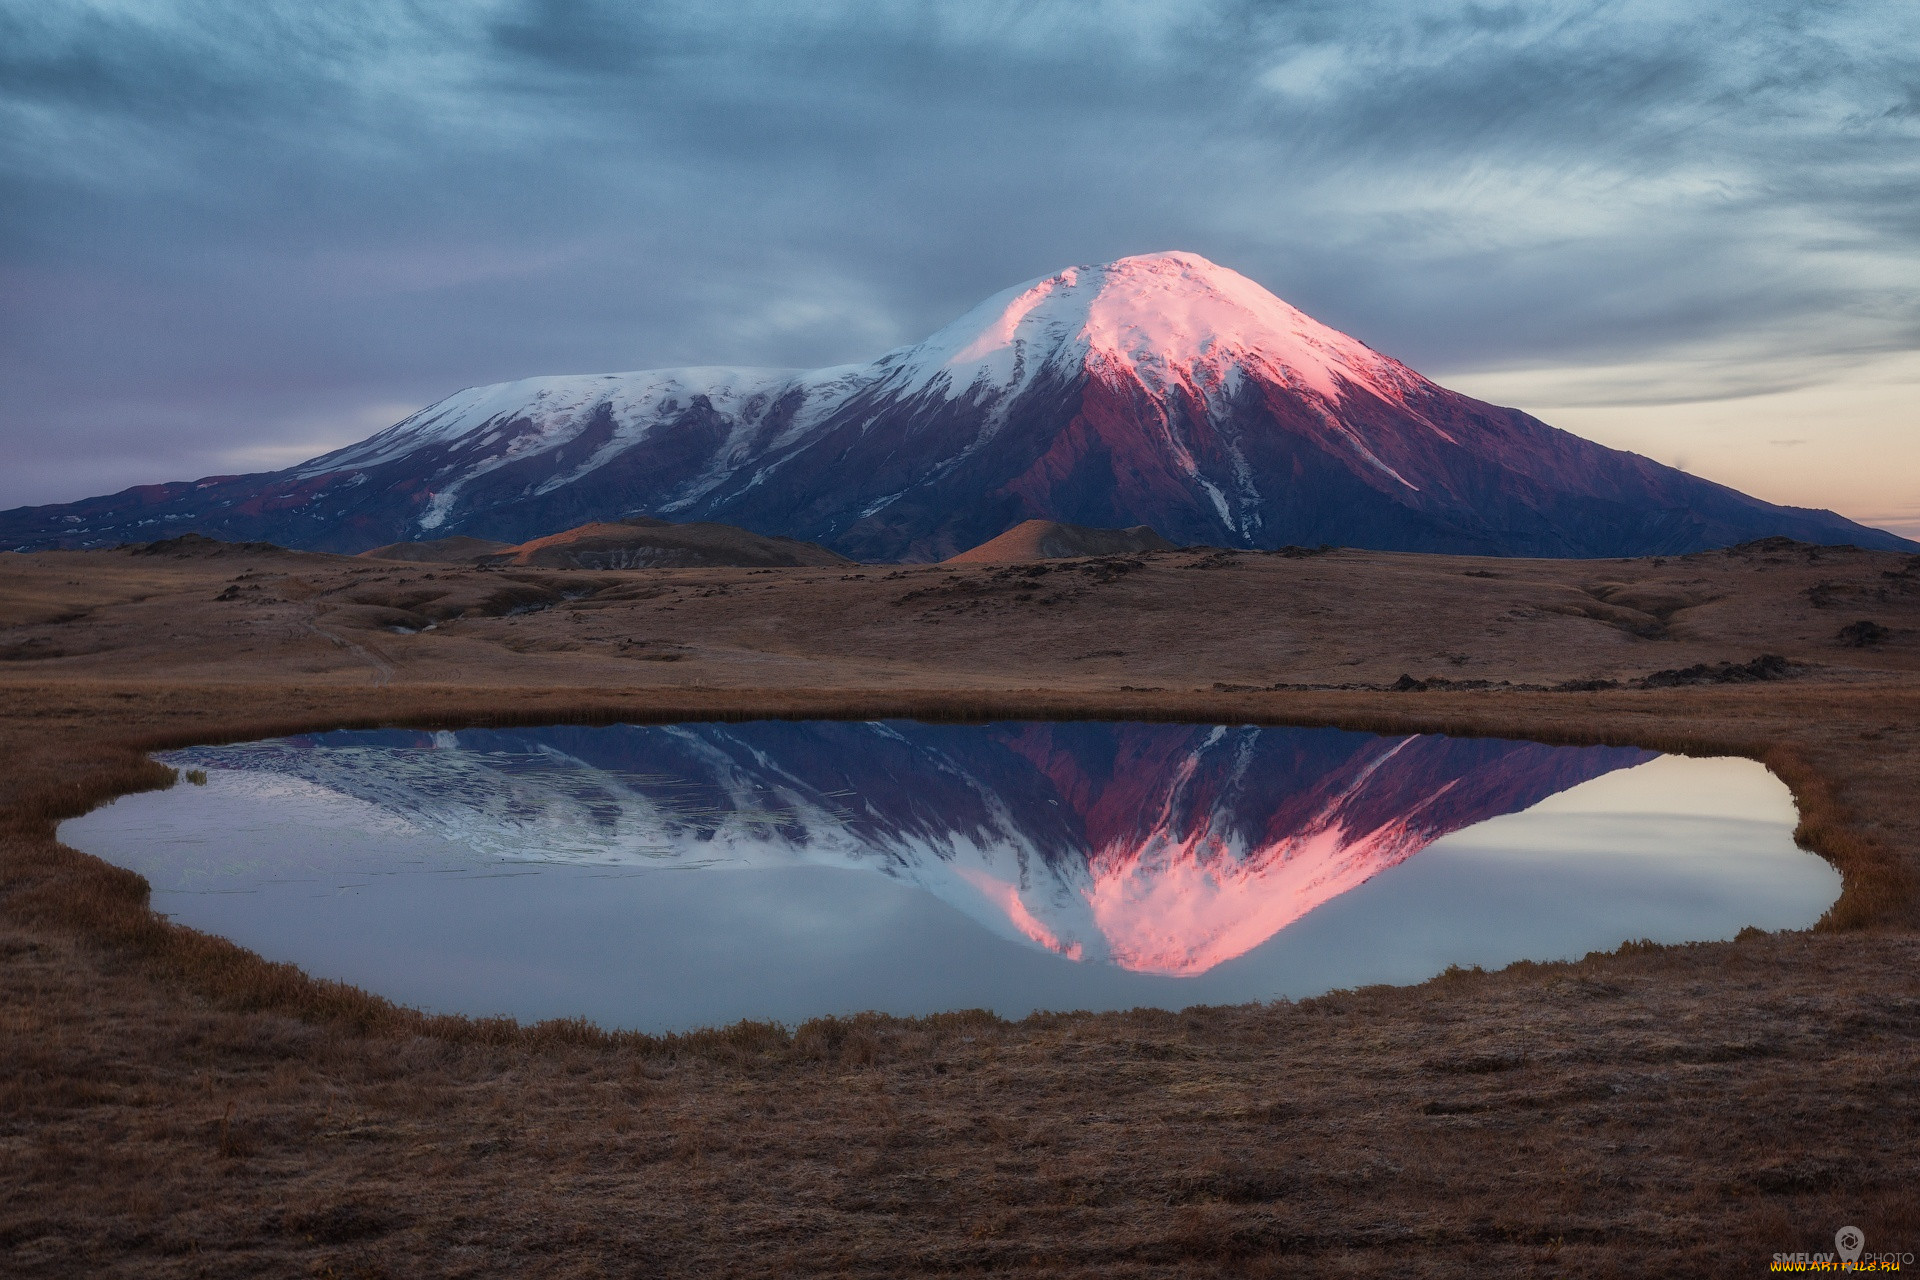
923, 252, 1426, 410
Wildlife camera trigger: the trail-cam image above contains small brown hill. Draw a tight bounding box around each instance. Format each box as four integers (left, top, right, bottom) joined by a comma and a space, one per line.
945, 520, 1177, 564
129, 533, 296, 558
359, 536, 517, 563
126, 533, 348, 564
481, 518, 854, 570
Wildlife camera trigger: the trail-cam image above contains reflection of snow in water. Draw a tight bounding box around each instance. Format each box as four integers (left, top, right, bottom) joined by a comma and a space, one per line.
59, 723, 1840, 1032
158, 721, 1667, 975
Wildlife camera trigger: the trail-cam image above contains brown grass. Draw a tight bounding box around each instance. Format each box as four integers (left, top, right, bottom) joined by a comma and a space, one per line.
2, 542, 1918, 1275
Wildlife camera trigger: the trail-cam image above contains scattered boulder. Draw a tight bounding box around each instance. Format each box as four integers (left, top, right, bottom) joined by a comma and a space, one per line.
1836, 619, 1892, 647
1386, 675, 1512, 692
1640, 654, 1793, 688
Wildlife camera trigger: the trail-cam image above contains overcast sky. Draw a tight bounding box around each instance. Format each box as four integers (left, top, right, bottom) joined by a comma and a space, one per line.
4, 1, 1916, 534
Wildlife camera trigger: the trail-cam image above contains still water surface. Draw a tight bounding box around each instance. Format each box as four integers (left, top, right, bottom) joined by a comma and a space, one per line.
62, 722, 1839, 1031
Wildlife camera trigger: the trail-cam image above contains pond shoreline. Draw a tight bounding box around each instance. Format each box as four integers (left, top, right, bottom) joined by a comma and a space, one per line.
66, 723, 1829, 1030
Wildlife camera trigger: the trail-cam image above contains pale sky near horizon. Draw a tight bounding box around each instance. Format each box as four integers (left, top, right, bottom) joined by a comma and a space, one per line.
3, 2, 1916, 537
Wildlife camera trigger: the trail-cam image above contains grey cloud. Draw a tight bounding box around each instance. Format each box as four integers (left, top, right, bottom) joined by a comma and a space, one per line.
2, 0, 1916, 508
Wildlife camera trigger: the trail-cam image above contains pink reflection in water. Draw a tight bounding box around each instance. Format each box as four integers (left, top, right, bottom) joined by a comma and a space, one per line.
980, 731, 1627, 976
956, 867, 1083, 961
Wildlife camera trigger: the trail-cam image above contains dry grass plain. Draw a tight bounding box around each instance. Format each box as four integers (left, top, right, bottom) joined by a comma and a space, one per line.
3, 536, 1919, 1277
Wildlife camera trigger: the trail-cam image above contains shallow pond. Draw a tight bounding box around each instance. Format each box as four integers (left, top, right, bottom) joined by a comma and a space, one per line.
62, 721, 1838, 1031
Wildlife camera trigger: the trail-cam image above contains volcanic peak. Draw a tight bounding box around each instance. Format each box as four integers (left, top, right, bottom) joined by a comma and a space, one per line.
297, 251, 1418, 535
882, 251, 1426, 409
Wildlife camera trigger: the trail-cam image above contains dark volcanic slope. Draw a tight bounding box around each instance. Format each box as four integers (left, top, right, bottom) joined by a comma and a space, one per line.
5, 253, 1909, 560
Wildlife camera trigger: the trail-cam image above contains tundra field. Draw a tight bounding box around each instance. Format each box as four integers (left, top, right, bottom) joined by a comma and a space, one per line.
3, 536, 1919, 1277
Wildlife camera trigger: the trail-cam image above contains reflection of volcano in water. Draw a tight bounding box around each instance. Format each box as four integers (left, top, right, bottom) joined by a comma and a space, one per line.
171, 723, 1654, 976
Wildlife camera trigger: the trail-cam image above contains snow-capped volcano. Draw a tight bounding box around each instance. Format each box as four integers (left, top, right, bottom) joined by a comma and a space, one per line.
5, 251, 1910, 557
308, 252, 1423, 543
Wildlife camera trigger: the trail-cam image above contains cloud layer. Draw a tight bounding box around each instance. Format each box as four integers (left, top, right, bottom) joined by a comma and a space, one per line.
4, 1, 1916, 521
